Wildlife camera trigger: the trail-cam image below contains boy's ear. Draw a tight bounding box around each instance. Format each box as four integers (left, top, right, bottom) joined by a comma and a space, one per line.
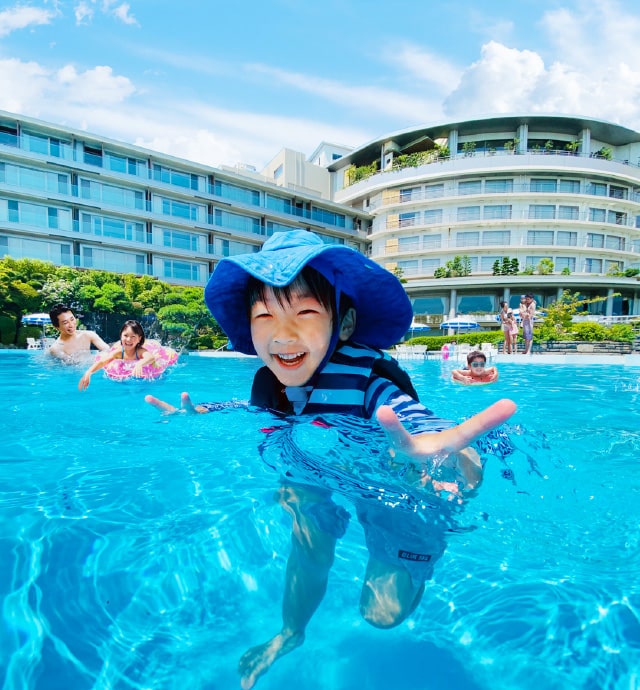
338, 307, 356, 341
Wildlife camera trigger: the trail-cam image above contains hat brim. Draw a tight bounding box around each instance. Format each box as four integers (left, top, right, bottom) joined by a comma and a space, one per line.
205, 243, 412, 355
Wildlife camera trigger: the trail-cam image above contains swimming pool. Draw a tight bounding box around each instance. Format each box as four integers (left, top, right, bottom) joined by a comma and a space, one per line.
1, 351, 639, 690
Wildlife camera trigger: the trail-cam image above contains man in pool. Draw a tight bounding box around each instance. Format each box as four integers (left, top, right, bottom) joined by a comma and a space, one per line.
47, 304, 110, 363
452, 351, 499, 385
146, 230, 516, 689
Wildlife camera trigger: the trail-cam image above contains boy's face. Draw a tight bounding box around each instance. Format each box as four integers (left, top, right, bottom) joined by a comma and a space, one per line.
56, 311, 77, 335
468, 358, 486, 377
250, 286, 333, 387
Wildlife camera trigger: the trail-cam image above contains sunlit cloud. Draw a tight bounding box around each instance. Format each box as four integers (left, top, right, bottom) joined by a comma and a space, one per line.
74, 2, 94, 25
0, 5, 56, 37
381, 43, 462, 93
246, 63, 443, 122
74, 0, 138, 26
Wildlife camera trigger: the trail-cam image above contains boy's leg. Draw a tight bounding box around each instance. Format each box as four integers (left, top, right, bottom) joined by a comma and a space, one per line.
239, 484, 349, 690
356, 502, 446, 629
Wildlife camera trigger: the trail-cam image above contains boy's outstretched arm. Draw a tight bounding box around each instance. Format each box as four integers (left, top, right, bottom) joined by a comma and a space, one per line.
376, 399, 516, 490
144, 392, 209, 414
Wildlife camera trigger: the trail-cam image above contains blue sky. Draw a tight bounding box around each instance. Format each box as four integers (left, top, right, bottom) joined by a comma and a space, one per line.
2, 0, 640, 170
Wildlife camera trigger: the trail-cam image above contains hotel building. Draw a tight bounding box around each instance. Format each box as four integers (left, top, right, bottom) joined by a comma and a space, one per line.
2, 111, 640, 322
0, 111, 368, 289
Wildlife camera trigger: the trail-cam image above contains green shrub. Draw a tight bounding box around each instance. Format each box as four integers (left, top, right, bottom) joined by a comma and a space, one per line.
568, 322, 608, 341
606, 324, 635, 342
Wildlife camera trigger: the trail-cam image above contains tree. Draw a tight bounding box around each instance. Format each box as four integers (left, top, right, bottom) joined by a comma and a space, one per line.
537, 258, 554, 275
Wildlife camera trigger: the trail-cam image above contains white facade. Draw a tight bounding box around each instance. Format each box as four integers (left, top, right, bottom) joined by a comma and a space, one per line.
327, 114, 640, 319
0, 111, 368, 287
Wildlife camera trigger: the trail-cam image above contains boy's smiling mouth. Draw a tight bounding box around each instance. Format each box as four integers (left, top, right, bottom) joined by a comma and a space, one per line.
275, 352, 306, 366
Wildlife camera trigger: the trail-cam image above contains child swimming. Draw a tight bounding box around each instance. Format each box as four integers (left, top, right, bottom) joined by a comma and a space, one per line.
146, 230, 516, 689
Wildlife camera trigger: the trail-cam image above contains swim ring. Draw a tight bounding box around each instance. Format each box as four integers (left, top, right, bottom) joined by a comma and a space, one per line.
102, 340, 179, 381
451, 375, 495, 386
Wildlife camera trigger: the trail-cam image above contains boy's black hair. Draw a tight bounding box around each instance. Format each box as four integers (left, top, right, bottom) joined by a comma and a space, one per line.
467, 350, 486, 365
49, 304, 73, 328
246, 265, 353, 322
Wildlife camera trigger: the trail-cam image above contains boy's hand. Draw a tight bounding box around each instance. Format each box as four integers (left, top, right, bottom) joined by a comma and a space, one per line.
145, 392, 206, 414
376, 398, 516, 463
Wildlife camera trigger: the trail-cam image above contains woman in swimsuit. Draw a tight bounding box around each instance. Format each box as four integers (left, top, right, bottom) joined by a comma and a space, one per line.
78, 320, 157, 390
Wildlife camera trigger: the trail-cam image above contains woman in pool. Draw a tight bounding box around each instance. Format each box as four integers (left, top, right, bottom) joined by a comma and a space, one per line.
452, 351, 499, 385
78, 320, 165, 390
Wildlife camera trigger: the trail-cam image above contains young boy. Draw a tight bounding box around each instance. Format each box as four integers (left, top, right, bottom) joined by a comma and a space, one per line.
452, 350, 499, 384
47, 304, 110, 363
147, 230, 515, 690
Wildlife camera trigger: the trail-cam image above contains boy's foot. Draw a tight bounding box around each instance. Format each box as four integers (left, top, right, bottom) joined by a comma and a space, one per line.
239, 631, 304, 689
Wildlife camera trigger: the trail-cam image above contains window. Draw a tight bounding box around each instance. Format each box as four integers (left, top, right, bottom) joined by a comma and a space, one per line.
423, 209, 443, 225
8, 200, 19, 222
214, 208, 261, 234
457, 206, 480, 221
559, 179, 580, 193
83, 145, 103, 167
311, 207, 346, 227
585, 258, 602, 273
456, 231, 479, 247
154, 165, 201, 190
163, 260, 201, 282
482, 230, 510, 245
421, 258, 440, 272
160, 197, 203, 222
606, 260, 623, 272
485, 178, 513, 194
530, 178, 557, 193
398, 235, 419, 252
588, 208, 606, 223
484, 205, 511, 219
558, 205, 579, 220
213, 180, 260, 205
555, 257, 576, 272
459, 180, 481, 195
397, 260, 419, 275
525, 256, 546, 269
424, 183, 444, 198
266, 195, 292, 214
163, 229, 199, 251
605, 235, 624, 250
273, 164, 283, 180
400, 187, 420, 202
607, 210, 626, 225
422, 234, 441, 249
480, 256, 502, 271
266, 220, 297, 236
398, 212, 418, 228
588, 182, 607, 196
527, 230, 554, 245
587, 233, 604, 248
529, 205, 555, 219
609, 185, 627, 199
557, 231, 577, 246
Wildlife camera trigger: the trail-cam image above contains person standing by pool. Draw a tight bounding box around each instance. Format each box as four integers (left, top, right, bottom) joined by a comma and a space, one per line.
47, 304, 110, 363
498, 300, 514, 354
521, 293, 536, 355
147, 230, 516, 690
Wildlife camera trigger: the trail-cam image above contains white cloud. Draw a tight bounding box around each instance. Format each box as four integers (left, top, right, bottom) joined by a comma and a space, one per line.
74, 0, 138, 26
112, 3, 137, 26
74, 2, 94, 25
382, 43, 462, 93
0, 5, 56, 37
444, 41, 545, 116
0, 59, 136, 115
246, 63, 443, 122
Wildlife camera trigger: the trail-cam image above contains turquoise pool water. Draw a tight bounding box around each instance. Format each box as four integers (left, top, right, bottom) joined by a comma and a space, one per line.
1, 351, 640, 690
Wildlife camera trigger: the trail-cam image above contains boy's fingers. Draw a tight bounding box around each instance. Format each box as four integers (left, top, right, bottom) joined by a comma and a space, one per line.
145, 394, 178, 413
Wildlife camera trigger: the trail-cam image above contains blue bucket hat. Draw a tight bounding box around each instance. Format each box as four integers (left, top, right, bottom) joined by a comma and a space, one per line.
205, 230, 412, 356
